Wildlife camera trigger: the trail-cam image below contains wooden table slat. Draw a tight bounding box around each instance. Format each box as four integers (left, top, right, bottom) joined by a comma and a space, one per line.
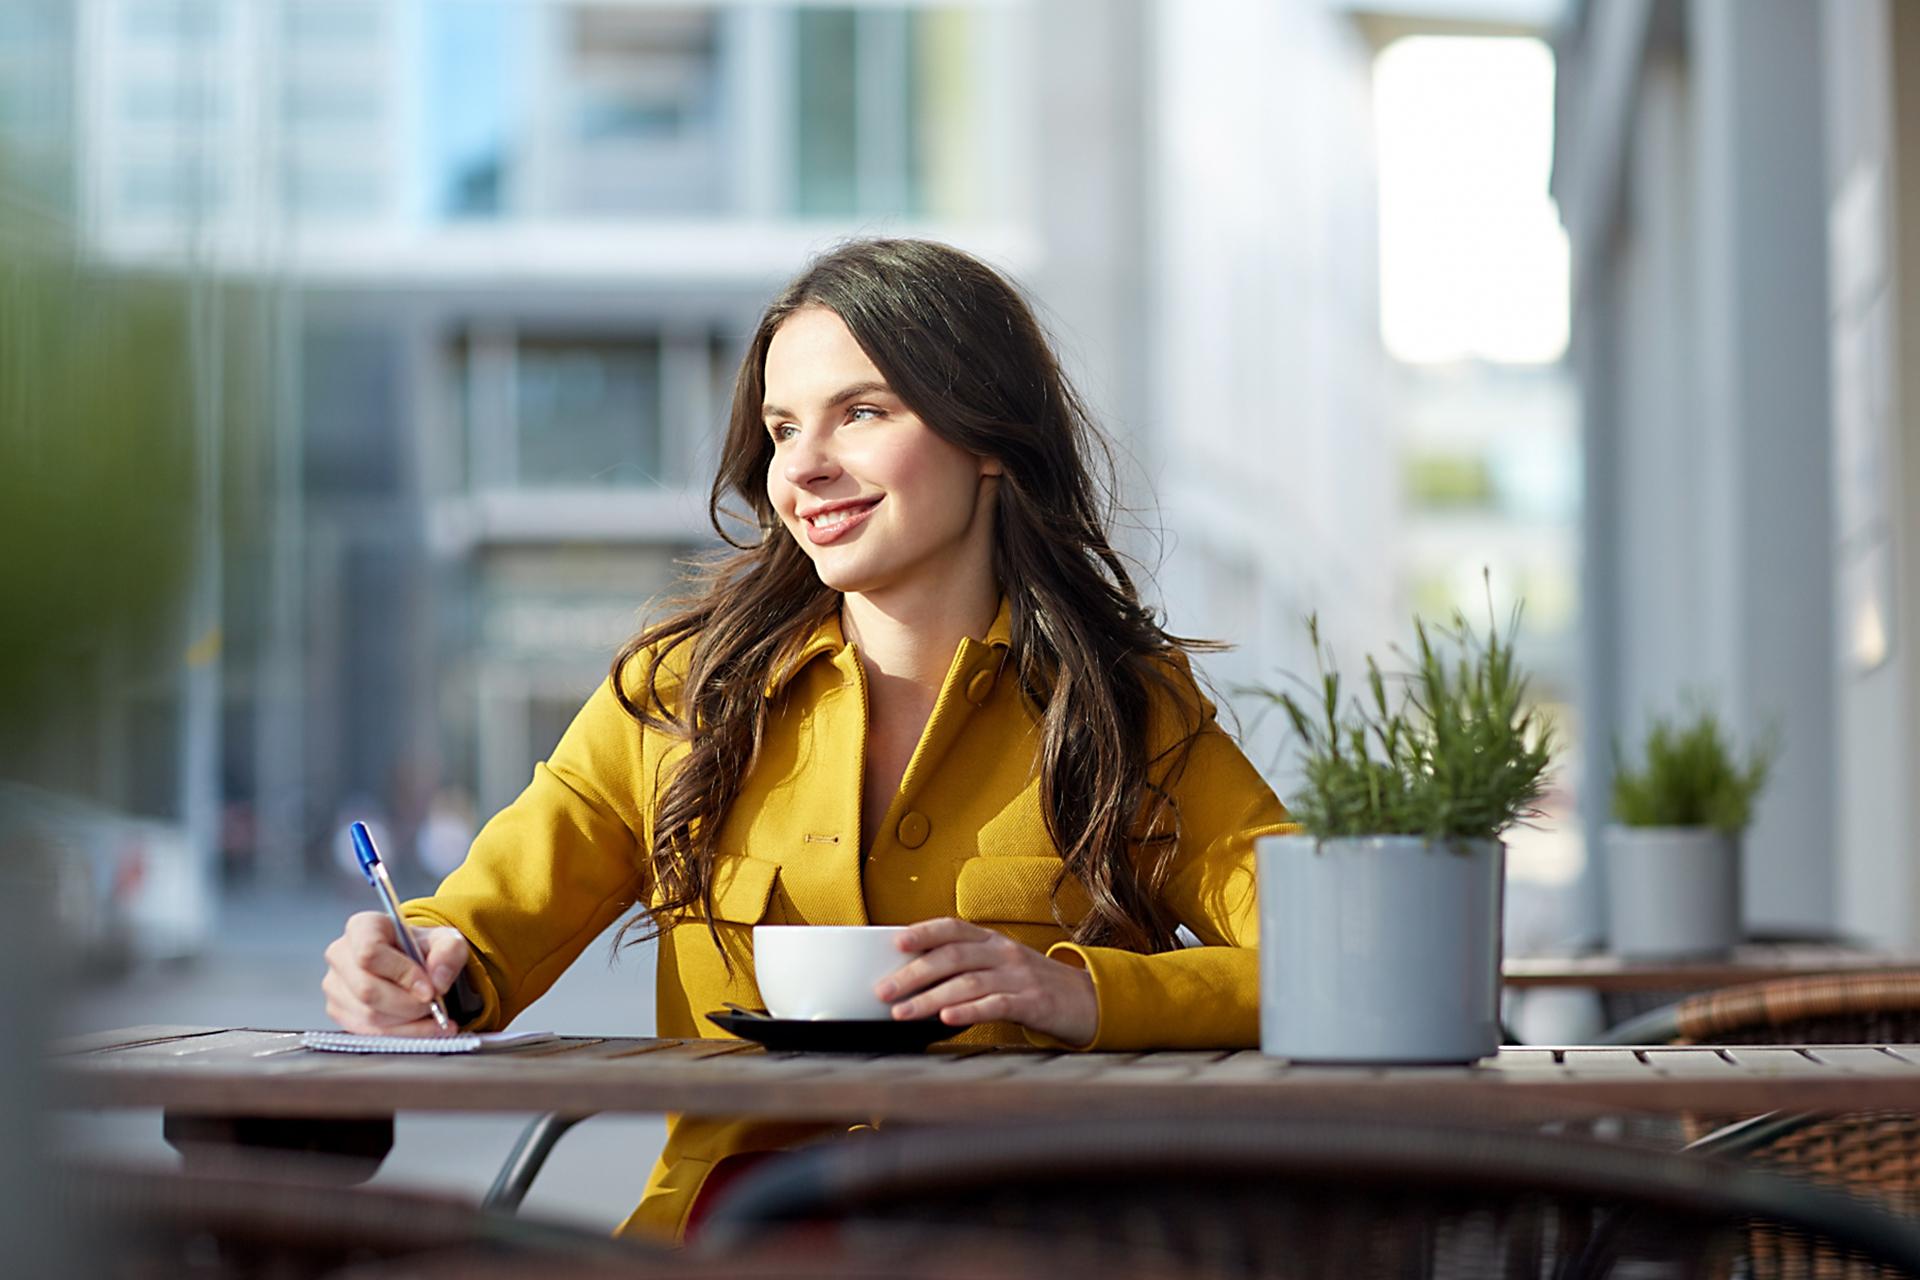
51, 1029, 1920, 1126
1502, 946, 1920, 992
1556, 1049, 1657, 1075
52, 1026, 227, 1057
1632, 1047, 1743, 1076
1798, 1046, 1920, 1074
1714, 1047, 1834, 1075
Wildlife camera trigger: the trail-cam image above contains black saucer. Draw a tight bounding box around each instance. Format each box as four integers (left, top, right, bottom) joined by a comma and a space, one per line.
705, 1008, 962, 1054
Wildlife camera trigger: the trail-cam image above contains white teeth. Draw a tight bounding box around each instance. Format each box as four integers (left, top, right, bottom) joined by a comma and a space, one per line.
807, 501, 875, 529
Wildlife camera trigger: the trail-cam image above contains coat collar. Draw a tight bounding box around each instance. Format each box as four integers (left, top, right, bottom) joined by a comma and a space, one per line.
763, 595, 1013, 698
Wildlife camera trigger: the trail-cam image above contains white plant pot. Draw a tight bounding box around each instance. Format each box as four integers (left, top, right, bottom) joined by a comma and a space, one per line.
1604, 825, 1741, 958
1257, 834, 1504, 1065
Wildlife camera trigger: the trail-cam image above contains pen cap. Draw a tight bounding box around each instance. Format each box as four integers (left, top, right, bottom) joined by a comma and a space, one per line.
348, 821, 381, 882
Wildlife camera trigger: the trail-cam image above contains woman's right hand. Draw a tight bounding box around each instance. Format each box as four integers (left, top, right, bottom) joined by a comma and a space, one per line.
322, 911, 470, 1036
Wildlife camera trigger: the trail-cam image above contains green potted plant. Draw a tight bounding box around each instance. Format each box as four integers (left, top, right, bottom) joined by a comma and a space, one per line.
1607, 707, 1776, 958
1252, 587, 1554, 1065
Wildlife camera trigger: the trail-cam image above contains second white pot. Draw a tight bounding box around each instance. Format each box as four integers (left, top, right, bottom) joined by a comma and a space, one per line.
1604, 825, 1741, 958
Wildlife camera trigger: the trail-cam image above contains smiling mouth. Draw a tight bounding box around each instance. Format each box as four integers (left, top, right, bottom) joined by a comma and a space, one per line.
802, 497, 881, 544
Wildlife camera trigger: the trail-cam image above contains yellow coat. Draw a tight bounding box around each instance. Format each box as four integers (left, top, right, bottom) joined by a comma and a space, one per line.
403, 597, 1293, 1241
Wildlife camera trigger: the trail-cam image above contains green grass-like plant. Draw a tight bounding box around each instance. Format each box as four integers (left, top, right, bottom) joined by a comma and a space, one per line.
1253, 584, 1555, 843
1611, 706, 1776, 833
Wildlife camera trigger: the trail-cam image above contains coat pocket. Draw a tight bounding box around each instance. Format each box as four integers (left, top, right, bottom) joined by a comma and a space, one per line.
955, 856, 1092, 929
652, 854, 780, 925
710, 854, 781, 924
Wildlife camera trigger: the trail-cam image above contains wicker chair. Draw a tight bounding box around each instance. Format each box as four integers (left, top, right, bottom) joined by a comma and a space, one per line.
55, 1157, 679, 1279
690, 1115, 1920, 1280
1599, 970, 1920, 1278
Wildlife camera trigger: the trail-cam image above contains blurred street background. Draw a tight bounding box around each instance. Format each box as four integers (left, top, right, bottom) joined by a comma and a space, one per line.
6, 0, 1917, 1239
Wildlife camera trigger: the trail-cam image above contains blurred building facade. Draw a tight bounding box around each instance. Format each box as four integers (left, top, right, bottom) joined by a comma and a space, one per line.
57, 0, 1149, 886
14, 0, 1587, 947
1554, 0, 1920, 946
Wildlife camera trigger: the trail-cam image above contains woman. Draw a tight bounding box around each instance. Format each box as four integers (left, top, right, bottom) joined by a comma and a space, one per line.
320, 238, 1294, 1241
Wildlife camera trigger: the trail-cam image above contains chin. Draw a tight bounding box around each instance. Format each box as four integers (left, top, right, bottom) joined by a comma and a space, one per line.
807, 560, 878, 594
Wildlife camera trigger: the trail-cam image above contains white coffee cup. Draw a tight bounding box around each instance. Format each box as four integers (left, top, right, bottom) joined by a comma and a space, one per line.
753, 925, 910, 1021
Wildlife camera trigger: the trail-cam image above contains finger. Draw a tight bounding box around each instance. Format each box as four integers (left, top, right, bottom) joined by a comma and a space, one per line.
897, 917, 994, 953
327, 997, 443, 1039
343, 911, 398, 947
339, 960, 437, 1016
344, 928, 434, 997
324, 965, 435, 1029
341, 911, 429, 980
930, 991, 1021, 1027
891, 968, 1012, 1021
421, 928, 470, 992
875, 942, 1006, 1002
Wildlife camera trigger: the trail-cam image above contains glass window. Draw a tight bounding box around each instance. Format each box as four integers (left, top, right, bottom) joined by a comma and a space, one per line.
124, 0, 221, 43
283, 1, 383, 45
422, 1, 524, 218
794, 8, 976, 220
282, 81, 382, 130
120, 162, 224, 216
282, 165, 384, 218
123, 79, 224, 127
795, 9, 858, 216
556, 5, 725, 215
514, 337, 663, 488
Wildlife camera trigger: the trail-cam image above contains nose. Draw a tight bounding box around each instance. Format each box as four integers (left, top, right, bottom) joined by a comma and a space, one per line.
781, 428, 840, 488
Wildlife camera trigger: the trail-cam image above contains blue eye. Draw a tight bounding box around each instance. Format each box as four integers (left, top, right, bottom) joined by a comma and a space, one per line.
769, 424, 796, 442
850, 406, 883, 422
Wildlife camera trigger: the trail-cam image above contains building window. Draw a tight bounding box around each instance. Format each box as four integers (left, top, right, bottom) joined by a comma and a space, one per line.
553, 5, 726, 216
793, 7, 983, 220
424, 1, 524, 219
514, 337, 664, 488
453, 330, 678, 492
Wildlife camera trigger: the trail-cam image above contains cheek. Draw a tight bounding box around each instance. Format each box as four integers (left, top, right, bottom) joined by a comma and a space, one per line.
873, 433, 977, 515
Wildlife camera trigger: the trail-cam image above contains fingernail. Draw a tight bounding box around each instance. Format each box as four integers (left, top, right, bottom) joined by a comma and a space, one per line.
874, 982, 894, 1000
413, 983, 433, 1000
893, 1002, 913, 1020
431, 965, 454, 988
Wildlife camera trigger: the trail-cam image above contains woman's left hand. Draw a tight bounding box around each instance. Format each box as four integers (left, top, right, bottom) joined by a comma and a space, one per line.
876, 918, 1097, 1047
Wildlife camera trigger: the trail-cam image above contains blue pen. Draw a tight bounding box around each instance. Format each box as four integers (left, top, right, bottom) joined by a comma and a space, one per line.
350, 821, 454, 1033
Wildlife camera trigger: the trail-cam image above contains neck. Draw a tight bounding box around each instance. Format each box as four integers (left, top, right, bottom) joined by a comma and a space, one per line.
840, 574, 999, 693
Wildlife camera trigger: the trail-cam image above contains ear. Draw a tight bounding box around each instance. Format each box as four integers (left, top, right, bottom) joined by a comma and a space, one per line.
979, 455, 1005, 478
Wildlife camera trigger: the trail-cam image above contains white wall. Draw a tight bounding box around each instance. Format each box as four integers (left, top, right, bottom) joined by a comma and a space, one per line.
1825, 0, 1920, 947
1144, 0, 1392, 785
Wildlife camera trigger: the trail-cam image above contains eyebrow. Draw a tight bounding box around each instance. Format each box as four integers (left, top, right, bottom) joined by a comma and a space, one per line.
761, 380, 893, 422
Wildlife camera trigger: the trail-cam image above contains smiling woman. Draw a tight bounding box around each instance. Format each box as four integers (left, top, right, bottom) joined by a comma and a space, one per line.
322, 237, 1297, 1244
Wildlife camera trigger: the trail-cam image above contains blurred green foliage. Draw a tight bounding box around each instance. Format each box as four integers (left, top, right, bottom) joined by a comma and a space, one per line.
1611, 704, 1777, 834
0, 154, 197, 738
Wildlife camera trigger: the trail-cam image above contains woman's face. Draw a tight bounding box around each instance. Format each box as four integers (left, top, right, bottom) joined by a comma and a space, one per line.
762, 306, 1001, 602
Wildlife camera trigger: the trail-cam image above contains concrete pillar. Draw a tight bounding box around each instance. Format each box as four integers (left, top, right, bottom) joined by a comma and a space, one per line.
1824, 0, 1920, 946
1684, 0, 1835, 933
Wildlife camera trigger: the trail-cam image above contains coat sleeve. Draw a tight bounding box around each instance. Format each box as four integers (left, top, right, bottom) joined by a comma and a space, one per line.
1031, 672, 1296, 1052
401, 666, 659, 1031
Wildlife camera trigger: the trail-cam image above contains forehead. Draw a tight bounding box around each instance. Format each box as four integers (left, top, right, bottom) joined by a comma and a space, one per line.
762, 307, 884, 400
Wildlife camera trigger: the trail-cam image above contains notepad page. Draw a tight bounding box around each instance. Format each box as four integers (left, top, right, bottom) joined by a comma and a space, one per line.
300, 1030, 557, 1054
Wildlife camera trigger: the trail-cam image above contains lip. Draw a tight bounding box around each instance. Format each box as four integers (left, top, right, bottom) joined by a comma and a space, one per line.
800, 496, 881, 546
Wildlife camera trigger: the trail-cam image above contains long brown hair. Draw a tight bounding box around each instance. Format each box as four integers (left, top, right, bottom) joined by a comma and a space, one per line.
613, 238, 1215, 955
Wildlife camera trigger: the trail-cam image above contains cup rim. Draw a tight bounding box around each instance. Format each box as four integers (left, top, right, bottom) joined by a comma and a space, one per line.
753, 925, 909, 936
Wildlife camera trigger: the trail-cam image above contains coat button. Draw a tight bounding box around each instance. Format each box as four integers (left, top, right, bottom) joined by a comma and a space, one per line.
897, 811, 931, 849
965, 668, 995, 706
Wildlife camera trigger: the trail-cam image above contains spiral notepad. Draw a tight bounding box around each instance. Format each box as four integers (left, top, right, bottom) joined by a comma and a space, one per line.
300, 1030, 557, 1054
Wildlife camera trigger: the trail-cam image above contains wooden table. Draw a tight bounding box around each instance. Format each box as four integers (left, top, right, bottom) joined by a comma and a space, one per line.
50, 1026, 1919, 1130
1503, 945, 1917, 994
